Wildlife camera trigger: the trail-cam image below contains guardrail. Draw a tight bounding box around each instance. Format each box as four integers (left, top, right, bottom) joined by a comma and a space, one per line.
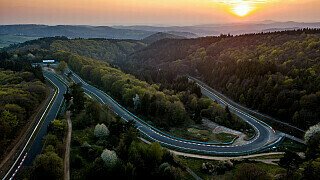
139, 128, 285, 156
189, 76, 305, 139
65, 70, 243, 145
74, 74, 241, 146
65, 69, 285, 155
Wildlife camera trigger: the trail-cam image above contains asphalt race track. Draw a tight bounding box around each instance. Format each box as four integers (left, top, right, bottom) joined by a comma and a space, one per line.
3, 70, 67, 180
2, 69, 284, 180
69, 70, 283, 156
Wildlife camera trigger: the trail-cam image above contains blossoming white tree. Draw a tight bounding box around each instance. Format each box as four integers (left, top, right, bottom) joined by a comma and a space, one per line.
304, 123, 320, 143
101, 149, 118, 168
94, 123, 109, 138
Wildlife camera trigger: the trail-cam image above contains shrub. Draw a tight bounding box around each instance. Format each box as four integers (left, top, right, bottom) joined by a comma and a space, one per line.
305, 123, 320, 143
235, 163, 271, 180
94, 123, 110, 138
101, 149, 118, 168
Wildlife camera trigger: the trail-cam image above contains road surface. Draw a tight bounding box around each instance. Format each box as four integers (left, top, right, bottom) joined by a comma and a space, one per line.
2, 70, 67, 180
189, 76, 305, 144
67, 70, 283, 156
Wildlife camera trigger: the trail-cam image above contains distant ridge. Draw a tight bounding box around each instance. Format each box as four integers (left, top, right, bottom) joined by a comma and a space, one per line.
142, 32, 187, 44
114, 21, 320, 36
1, 22, 320, 48
0, 24, 154, 40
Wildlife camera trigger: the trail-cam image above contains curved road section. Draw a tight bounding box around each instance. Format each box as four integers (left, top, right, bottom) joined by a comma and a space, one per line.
2, 70, 67, 180
69, 70, 283, 156
189, 76, 305, 144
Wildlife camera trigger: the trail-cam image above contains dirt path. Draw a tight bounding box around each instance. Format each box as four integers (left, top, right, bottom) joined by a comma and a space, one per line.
64, 111, 72, 180
0, 86, 54, 177
252, 159, 279, 165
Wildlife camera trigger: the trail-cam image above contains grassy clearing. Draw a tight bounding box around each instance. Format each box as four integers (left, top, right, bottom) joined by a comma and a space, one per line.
169, 126, 237, 143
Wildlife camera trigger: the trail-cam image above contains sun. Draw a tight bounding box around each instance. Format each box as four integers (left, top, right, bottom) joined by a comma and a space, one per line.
232, 2, 253, 17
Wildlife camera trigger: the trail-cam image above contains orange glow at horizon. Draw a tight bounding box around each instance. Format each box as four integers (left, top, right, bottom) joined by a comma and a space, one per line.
0, 0, 319, 25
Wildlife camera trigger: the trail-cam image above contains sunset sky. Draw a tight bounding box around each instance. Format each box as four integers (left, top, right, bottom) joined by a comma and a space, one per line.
0, 0, 319, 25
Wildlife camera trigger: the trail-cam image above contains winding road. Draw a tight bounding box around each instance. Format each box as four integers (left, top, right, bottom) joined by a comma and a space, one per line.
1, 68, 284, 180
68, 70, 283, 156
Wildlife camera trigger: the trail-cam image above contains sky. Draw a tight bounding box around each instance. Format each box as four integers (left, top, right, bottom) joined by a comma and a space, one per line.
0, 0, 319, 26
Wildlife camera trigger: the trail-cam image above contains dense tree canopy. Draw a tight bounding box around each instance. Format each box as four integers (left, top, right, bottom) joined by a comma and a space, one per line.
70, 97, 187, 179
2, 35, 254, 134
31, 151, 64, 180
123, 29, 320, 133
56, 51, 251, 134
0, 69, 47, 157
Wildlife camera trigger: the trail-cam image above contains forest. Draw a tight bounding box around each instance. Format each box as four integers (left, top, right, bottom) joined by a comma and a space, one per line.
4, 37, 146, 63
22, 82, 186, 179
0, 59, 47, 158
69, 94, 187, 179
124, 29, 320, 131
1, 36, 254, 142
2, 29, 320, 132
10, 30, 318, 132
1, 29, 320, 179
55, 51, 251, 135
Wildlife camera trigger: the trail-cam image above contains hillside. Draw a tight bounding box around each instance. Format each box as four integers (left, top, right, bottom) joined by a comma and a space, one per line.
3, 30, 320, 130
0, 24, 154, 40
142, 32, 186, 44
125, 29, 320, 130
2, 36, 252, 137
4, 37, 146, 63
0, 34, 39, 48
115, 21, 320, 36
1, 29, 318, 180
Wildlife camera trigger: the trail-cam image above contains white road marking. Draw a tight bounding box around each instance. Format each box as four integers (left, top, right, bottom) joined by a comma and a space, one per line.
69, 71, 283, 153
3, 74, 62, 180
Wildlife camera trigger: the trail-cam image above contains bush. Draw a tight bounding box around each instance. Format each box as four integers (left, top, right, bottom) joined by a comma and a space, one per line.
101, 149, 118, 168
201, 160, 233, 175
303, 158, 320, 179
31, 152, 63, 180
235, 163, 271, 180
305, 123, 320, 143
159, 162, 183, 179
94, 123, 110, 138
70, 154, 84, 169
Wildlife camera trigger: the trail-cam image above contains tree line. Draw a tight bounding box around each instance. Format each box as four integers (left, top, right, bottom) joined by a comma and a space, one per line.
0, 68, 47, 158
55, 51, 252, 135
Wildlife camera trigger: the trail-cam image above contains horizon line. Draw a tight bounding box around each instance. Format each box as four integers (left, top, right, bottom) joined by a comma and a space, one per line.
1, 20, 320, 27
